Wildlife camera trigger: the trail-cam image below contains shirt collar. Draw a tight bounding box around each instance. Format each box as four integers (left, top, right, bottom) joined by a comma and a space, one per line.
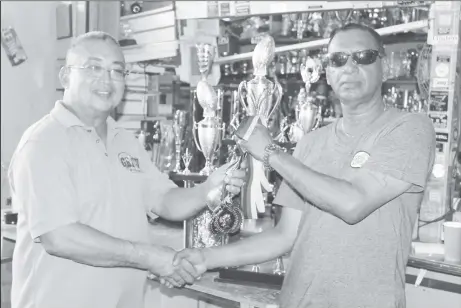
51, 100, 122, 133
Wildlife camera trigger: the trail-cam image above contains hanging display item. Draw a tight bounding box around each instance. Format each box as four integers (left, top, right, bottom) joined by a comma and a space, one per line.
1, 26, 27, 67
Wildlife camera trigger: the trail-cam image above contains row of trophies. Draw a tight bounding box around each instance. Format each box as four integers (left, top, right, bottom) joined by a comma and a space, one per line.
383, 87, 428, 113
222, 46, 421, 80
236, 6, 429, 42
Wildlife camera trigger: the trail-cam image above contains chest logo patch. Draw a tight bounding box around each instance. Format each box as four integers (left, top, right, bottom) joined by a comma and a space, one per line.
118, 152, 141, 173
350, 151, 370, 168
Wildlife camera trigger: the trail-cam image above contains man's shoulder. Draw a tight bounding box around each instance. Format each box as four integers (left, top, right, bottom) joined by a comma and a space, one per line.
15, 114, 68, 155
385, 110, 435, 138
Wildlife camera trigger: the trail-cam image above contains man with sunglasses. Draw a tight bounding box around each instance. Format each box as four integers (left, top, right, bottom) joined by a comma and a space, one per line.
174, 23, 436, 307
8, 31, 247, 308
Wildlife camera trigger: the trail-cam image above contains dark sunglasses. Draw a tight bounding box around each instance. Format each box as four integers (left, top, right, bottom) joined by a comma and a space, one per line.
326, 49, 383, 68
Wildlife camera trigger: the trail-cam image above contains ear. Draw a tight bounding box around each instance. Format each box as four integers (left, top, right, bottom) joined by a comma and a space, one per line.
59, 66, 70, 89
381, 56, 390, 82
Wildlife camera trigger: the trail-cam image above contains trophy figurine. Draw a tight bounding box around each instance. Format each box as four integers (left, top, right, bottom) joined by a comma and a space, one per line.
181, 148, 192, 175
289, 56, 322, 143
173, 110, 186, 173
237, 34, 283, 219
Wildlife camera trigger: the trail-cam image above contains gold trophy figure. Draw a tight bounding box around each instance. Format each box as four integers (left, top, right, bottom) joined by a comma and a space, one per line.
289, 56, 322, 143
237, 35, 283, 219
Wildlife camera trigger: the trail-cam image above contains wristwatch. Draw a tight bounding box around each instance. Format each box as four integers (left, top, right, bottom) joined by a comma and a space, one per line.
263, 143, 282, 171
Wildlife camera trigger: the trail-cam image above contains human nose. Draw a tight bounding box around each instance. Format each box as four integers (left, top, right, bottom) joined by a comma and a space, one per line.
341, 56, 358, 73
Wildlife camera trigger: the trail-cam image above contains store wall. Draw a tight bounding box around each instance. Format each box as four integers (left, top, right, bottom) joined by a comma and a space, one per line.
0, 1, 89, 207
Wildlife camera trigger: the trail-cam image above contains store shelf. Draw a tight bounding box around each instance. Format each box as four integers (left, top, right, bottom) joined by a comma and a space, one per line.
175, 1, 432, 20
214, 20, 429, 64
385, 77, 418, 85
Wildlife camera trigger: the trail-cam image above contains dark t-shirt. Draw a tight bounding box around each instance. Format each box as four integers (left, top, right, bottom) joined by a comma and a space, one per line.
273, 108, 436, 308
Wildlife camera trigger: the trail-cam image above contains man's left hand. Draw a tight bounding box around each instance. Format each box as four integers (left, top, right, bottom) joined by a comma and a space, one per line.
237, 123, 273, 161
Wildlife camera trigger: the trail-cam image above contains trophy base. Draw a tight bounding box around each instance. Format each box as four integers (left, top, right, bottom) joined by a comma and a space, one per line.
199, 165, 216, 176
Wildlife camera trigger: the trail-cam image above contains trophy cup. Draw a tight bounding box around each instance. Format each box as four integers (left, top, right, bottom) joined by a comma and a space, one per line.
173, 110, 186, 173
289, 56, 322, 143
192, 43, 225, 176
237, 35, 283, 219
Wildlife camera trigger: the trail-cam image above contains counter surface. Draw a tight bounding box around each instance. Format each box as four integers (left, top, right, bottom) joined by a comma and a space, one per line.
187, 272, 279, 308
2, 219, 460, 307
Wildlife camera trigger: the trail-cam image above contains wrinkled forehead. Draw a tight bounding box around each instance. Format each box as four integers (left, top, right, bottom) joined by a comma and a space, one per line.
328, 29, 380, 53
67, 39, 125, 67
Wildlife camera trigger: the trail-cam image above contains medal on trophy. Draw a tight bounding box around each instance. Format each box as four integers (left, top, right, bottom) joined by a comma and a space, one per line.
237, 35, 283, 219
207, 151, 246, 236
289, 56, 322, 143
192, 43, 225, 176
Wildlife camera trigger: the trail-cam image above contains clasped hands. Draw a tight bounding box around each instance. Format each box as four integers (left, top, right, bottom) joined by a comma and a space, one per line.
149, 248, 208, 288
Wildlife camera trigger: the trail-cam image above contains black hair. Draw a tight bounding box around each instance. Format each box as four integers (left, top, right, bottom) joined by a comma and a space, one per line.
328, 23, 385, 55
65, 31, 121, 64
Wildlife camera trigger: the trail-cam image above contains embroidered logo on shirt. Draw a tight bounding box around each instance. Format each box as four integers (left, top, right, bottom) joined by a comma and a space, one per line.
118, 152, 141, 173
350, 151, 370, 168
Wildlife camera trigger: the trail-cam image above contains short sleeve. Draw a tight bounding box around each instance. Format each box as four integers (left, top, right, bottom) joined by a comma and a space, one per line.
9, 141, 79, 240
361, 114, 436, 193
273, 134, 311, 211
137, 144, 177, 216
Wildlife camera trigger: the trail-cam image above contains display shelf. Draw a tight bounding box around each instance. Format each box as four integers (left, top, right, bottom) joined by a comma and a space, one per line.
175, 1, 432, 20
169, 172, 208, 183
214, 20, 429, 64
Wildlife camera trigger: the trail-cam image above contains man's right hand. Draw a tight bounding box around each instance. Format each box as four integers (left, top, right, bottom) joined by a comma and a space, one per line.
172, 248, 208, 278
146, 246, 200, 288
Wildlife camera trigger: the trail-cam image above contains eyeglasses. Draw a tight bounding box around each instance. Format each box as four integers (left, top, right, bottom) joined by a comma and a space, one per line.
325, 49, 383, 68
67, 65, 129, 80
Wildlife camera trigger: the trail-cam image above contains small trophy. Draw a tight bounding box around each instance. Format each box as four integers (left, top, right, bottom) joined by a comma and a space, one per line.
237, 35, 283, 219
193, 43, 225, 176
181, 148, 192, 175
289, 56, 322, 143
173, 110, 186, 173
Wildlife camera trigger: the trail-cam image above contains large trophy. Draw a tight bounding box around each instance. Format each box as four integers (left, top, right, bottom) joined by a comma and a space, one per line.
289, 56, 322, 143
185, 43, 227, 249
237, 35, 283, 219
192, 43, 225, 176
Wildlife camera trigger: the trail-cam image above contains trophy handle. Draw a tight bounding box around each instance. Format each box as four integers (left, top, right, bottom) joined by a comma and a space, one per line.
192, 122, 202, 152
268, 81, 283, 121
313, 106, 322, 130
238, 81, 251, 115
217, 123, 226, 151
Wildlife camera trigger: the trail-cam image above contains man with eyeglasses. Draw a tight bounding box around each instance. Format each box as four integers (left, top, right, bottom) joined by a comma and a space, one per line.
8, 31, 247, 308
173, 23, 436, 307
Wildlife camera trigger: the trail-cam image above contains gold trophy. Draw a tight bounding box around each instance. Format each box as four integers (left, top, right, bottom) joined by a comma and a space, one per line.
289, 56, 322, 143
237, 35, 283, 219
192, 43, 225, 176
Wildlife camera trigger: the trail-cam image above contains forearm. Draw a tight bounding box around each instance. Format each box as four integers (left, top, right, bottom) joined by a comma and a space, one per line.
41, 222, 154, 269
157, 184, 209, 221
270, 150, 362, 223
204, 227, 292, 269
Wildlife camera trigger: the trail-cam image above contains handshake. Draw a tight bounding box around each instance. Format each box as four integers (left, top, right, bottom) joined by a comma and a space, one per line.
147, 247, 209, 289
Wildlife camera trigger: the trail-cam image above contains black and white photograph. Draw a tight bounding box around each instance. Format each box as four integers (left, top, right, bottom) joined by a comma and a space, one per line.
1, 1, 461, 308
